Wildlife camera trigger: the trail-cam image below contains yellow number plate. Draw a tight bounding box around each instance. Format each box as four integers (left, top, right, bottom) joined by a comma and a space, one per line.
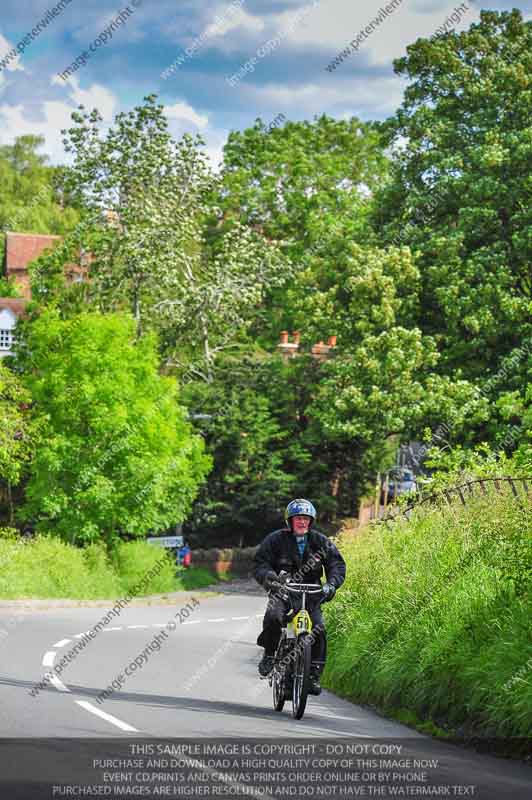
290, 610, 312, 634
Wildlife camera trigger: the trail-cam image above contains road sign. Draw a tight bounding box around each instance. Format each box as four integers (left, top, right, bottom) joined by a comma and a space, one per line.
147, 535, 183, 548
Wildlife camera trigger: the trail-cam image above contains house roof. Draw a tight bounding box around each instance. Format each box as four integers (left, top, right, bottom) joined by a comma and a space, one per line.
4, 232, 62, 273
0, 298, 29, 317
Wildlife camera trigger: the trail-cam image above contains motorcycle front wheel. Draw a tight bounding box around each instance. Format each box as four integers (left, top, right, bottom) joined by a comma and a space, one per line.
292, 634, 311, 719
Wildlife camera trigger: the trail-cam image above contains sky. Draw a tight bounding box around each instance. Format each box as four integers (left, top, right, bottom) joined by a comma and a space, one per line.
0, 0, 530, 167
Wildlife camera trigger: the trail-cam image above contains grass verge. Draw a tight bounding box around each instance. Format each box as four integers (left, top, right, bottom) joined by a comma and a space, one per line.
0, 535, 224, 599
323, 486, 531, 753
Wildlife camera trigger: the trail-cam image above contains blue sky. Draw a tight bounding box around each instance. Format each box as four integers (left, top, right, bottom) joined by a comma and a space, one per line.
0, 0, 530, 166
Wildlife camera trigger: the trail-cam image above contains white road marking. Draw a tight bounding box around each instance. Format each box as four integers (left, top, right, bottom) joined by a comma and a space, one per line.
42, 651, 56, 667
76, 700, 139, 733
42, 650, 70, 692
42, 613, 263, 703
50, 675, 70, 692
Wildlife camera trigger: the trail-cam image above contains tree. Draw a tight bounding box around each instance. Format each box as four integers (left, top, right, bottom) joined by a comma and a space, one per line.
33, 95, 288, 381
289, 241, 486, 504
373, 9, 532, 382
218, 115, 389, 342
0, 135, 79, 261
221, 114, 387, 251
0, 362, 35, 525
183, 361, 300, 546
20, 311, 211, 544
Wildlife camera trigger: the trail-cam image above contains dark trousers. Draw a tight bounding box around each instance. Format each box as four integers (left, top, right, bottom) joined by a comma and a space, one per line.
257, 595, 327, 674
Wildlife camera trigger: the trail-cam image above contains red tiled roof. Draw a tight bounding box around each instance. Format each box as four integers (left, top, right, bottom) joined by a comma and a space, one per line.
0, 298, 29, 317
5, 232, 61, 272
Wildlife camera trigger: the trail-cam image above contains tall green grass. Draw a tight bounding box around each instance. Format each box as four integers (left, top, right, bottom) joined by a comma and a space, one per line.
0, 535, 221, 599
324, 488, 532, 739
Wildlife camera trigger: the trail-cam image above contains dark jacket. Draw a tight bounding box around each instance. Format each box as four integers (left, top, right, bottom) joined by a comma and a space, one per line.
253, 527, 346, 590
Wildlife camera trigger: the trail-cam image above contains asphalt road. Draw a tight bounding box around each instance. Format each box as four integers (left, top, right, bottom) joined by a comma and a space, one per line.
0, 588, 530, 798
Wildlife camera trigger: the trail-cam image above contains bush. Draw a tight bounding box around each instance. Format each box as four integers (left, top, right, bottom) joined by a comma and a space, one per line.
0, 537, 219, 599
324, 485, 532, 739
175, 566, 219, 590
110, 540, 177, 596
0, 535, 120, 599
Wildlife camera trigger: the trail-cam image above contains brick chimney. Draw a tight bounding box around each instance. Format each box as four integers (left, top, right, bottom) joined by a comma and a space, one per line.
311, 341, 329, 360
311, 335, 337, 360
277, 331, 300, 360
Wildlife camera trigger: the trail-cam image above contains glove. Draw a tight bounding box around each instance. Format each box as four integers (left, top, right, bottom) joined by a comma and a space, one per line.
322, 582, 336, 602
264, 571, 282, 592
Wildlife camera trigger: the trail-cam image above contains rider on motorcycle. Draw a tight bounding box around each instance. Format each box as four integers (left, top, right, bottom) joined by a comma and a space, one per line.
253, 498, 346, 695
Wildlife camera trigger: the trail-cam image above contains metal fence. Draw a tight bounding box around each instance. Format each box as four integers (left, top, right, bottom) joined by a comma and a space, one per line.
380, 476, 532, 525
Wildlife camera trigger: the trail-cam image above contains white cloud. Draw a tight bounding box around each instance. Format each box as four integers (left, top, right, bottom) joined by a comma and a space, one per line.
0, 79, 118, 163
69, 7, 145, 46
249, 74, 406, 117
202, 126, 229, 170
283, 0, 480, 66
51, 75, 117, 120
205, 0, 479, 66
165, 100, 209, 129
0, 30, 23, 74
0, 101, 73, 161
204, 4, 265, 41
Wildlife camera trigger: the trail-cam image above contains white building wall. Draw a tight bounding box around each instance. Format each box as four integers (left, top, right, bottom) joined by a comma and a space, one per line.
0, 308, 18, 357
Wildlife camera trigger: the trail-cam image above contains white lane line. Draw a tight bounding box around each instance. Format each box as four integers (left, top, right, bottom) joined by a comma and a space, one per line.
42, 651, 56, 667
41, 650, 70, 692
207, 618, 226, 622
52, 639, 71, 648
127, 625, 149, 629
74, 632, 89, 639
103, 626, 123, 631
153, 624, 166, 627
255, 614, 263, 618
232, 616, 250, 620
50, 675, 70, 693
76, 701, 139, 733
183, 620, 201, 625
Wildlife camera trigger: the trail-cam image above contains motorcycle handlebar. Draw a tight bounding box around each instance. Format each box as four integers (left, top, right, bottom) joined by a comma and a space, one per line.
284, 583, 323, 593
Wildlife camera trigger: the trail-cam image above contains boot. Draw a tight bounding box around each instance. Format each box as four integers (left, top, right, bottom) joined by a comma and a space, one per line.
258, 653, 275, 677
309, 667, 321, 695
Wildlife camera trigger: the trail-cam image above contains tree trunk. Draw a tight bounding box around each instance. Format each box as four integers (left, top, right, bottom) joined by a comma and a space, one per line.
199, 314, 213, 382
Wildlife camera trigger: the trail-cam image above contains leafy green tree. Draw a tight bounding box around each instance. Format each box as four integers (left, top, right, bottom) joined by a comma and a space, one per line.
0, 362, 35, 525
221, 115, 387, 250
34, 96, 287, 381
373, 9, 532, 382
219, 115, 389, 341
0, 135, 79, 261
20, 311, 211, 544
183, 358, 302, 546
